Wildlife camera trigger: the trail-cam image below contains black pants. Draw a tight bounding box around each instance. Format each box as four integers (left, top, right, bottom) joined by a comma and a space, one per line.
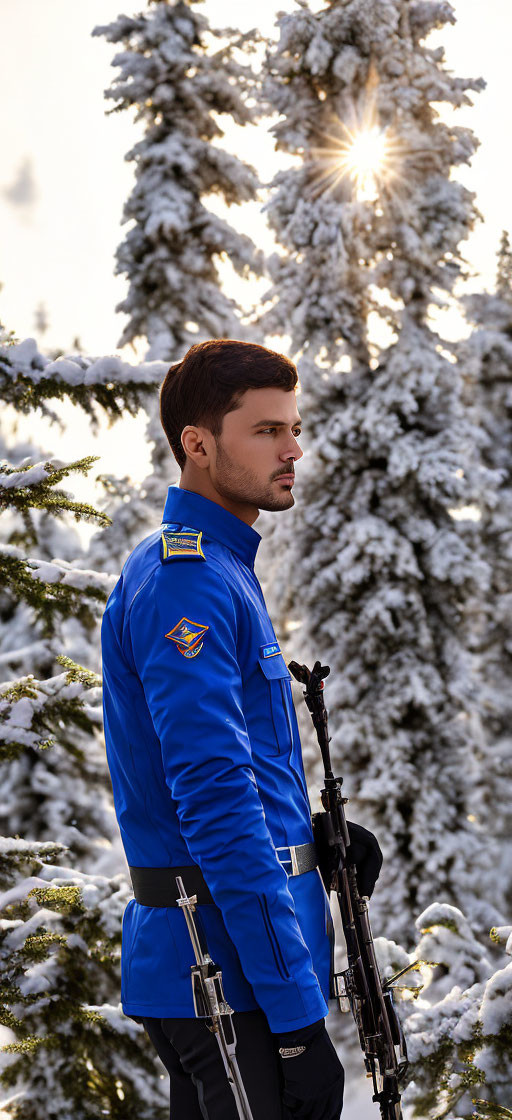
141, 1009, 283, 1119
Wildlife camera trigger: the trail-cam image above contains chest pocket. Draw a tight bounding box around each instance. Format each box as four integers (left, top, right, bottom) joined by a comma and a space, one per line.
257, 650, 294, 756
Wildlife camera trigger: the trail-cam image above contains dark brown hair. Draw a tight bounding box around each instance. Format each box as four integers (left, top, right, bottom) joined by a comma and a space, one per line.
159, 338, 298, 471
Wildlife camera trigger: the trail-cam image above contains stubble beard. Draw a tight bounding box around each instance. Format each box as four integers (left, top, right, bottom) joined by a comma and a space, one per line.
213, 439, 295, 513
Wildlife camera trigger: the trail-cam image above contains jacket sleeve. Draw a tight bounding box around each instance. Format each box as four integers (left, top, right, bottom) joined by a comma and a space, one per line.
129, 558, 328, 1032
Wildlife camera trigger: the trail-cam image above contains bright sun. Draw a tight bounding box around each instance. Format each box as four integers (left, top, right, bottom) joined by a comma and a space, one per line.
342, 126, 390, 199
309, 114, 403, 202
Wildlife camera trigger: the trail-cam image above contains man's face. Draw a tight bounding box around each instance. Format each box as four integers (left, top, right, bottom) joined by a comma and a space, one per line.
180, 387, 304, 523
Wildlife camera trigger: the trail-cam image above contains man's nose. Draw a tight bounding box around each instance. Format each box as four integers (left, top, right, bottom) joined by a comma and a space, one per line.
287, 435, 303, 461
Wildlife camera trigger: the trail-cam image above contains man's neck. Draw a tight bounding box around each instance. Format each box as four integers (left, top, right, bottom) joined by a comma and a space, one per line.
178, 475, 260, 527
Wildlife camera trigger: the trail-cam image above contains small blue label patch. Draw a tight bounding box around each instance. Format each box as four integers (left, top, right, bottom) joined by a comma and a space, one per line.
259, 642, 280, 659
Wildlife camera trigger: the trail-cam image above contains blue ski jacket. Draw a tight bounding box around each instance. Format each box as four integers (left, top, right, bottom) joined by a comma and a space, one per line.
101, 484, 332, 1031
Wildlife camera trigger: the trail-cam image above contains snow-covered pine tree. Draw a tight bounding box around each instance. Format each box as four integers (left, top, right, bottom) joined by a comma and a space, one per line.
0, 505, 169, 1119
0, 454, 121, 871
0, 325, 168, 1117
255, 0, 503, 948
395, 904, 512, 1117
0, 834, 167, 1120
0, 332, 162, 869
458, 232, 512, 918
89, 0, 266, 547
92, 0, 263, 359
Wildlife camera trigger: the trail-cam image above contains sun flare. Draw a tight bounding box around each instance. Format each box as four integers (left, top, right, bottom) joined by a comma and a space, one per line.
309, 112, 404, 202
343, 126, 390, 199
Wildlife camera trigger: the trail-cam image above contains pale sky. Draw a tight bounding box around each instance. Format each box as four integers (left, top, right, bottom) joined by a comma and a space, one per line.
1, 0, 511, 502
1, 0, 511, 358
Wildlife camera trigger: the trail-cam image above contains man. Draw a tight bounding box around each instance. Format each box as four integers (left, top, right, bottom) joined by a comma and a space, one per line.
101, 338, 346, 1119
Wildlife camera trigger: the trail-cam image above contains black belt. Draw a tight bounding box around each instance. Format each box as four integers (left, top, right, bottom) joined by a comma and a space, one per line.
129, 843, 317, 907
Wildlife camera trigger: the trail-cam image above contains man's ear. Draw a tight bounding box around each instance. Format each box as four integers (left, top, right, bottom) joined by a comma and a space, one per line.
181, 426, 210, 465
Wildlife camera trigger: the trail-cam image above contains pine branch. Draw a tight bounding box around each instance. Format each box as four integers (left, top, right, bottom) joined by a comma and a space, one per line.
473, 1100, 512, 1119
0, 336, 163, 430
0, 661, 102, 762
0, 457, 112, 527
0, 837, 69, 887
0, 547, 115, 635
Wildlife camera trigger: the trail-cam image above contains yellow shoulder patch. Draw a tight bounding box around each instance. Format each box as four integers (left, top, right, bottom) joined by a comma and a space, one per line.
161, 526, 206, 563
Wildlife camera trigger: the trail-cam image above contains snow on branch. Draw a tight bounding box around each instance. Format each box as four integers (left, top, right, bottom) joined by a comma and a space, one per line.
0, 457, 112, 530
0, 336, 166, 427
0, 659, 102, 759
0, 542, 116, 629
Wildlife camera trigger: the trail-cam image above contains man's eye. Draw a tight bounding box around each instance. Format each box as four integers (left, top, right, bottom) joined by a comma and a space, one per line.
260, 428, 302, 436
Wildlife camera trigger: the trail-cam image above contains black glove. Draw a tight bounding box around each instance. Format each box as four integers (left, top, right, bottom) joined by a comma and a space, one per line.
345, 820, 383, 899
274, 1018, 344, 1119
312, 814, 383, 900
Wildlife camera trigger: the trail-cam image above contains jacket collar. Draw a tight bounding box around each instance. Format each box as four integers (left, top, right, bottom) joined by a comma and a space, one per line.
162, 484, 262, 570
